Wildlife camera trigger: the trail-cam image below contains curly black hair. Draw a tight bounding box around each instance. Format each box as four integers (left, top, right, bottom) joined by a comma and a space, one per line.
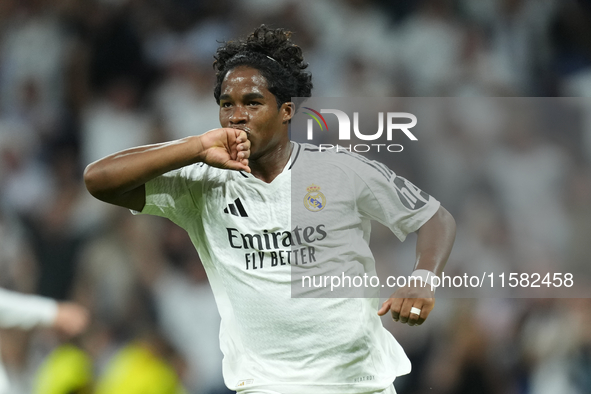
213, 25, 313, 108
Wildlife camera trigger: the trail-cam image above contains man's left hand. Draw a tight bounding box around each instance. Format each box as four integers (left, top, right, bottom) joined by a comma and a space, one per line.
377, 284, 434, 326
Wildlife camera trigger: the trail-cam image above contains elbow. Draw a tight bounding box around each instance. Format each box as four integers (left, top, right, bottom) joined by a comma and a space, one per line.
417, 205, 456, 240
438, 205, 456, 238
83, 162, 104, 199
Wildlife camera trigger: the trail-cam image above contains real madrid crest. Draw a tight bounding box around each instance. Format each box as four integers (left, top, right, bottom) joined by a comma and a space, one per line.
304, 184, 326, 212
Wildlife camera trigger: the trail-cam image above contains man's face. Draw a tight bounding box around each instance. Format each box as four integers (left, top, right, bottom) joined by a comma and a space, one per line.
219, 66, 293, 160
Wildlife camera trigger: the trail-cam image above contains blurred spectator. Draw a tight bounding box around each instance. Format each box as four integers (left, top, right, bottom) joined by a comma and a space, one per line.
0, 288, 89, 394
20, 146, 88, 300
485, 106, 572, 270
80, 78, 155, 165
396, 0, 463, 95
520, 299, 582, 394
0, 2, 69, 114
73, 211, 145, 328
566, 166, 591, 278
32, 344, 93, 394
151, 60, 221, 140
94, 334, 186, 394
131, 218, 229, 394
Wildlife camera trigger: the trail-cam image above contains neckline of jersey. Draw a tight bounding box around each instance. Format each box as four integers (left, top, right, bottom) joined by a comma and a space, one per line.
239, 141, 301, 183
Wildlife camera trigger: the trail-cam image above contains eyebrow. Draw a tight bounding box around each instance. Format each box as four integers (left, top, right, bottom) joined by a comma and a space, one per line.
219, 92, 266, 102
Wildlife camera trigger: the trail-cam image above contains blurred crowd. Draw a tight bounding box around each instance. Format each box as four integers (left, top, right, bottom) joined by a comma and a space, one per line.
1, 0, 591, 393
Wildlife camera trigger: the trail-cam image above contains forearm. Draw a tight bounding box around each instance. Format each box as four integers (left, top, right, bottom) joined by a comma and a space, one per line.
414, 206, 456, 276
378, 206, 455, 325
84, 136, 202, 203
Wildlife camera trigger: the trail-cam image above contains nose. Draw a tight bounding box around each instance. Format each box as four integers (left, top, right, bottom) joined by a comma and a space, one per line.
229, 105, 248, 124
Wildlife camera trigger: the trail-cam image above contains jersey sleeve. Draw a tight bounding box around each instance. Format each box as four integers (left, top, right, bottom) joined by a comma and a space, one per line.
0, 288, 58, 329
349, 155, 440, 241
134, 165, 202, 229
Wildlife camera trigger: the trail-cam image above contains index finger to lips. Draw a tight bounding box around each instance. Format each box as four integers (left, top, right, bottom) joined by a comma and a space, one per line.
234, 129, 247, 142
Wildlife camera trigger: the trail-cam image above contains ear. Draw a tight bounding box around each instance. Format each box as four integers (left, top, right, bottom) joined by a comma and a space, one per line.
281, 102, 295, 124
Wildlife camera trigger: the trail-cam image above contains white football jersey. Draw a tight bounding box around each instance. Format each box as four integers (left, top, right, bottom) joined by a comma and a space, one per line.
137, 142, 440, 393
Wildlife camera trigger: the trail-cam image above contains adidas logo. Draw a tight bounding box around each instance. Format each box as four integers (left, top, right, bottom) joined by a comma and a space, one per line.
224, 198, 248, 217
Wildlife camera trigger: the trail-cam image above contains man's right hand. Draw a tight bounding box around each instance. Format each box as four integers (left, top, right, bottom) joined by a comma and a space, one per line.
85, 128, 251, 212
197, 128, 251, 173
52, 302, 90, 337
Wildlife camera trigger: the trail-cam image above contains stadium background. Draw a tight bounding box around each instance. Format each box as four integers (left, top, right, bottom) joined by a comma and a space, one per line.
1, 0, 591, 393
